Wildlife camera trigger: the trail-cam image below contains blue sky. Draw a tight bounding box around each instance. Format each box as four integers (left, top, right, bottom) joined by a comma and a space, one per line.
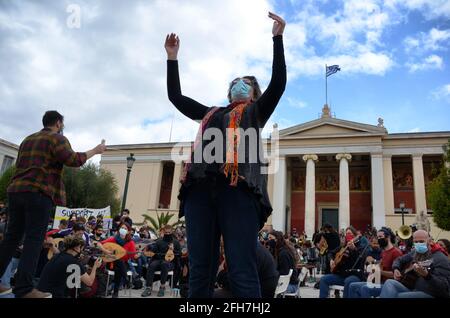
272, 0, 450, 134
0, 0, 449, 153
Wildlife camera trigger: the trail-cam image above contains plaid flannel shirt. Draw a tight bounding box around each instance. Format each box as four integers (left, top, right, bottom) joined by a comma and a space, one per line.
7, 128, 87, 206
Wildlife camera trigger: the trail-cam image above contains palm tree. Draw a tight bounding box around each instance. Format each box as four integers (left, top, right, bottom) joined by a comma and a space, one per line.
141, 211, 185, 234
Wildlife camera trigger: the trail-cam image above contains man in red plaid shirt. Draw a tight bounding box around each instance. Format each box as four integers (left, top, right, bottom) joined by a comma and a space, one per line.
0, 111, 106, 298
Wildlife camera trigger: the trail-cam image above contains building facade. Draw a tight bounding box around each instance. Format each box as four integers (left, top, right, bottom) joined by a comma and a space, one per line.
100, 106, 450, 240
0, 138, 18, 176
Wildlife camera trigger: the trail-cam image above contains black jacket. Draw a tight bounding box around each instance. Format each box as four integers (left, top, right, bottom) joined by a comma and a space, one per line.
392, 250, 450, 298
168, 36, 286, 229
277, 247, 298, 285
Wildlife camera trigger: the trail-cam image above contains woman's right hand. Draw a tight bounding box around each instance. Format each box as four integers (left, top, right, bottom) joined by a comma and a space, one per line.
165, 33, 180, 60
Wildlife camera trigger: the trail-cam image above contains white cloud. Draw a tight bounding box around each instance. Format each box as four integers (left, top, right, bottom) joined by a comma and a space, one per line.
404, 28, 450, 53
0, 0, 275, 152
407, 54, 444, 72
431, 84, 450, 102
287, 97, 307, 109
284, 0, 398, 78
389, 0, 450, 19
407, 127, 421, 133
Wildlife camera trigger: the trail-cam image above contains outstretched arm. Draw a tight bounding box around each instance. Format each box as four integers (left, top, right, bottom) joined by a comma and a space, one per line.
256, 12, 287, 127
165, 33, 209, 120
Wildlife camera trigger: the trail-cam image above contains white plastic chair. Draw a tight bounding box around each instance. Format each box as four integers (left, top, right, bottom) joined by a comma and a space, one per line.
274, 269, 293, 298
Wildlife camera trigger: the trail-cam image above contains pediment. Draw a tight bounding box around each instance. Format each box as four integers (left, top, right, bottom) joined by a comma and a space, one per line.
279, 117, 387, 138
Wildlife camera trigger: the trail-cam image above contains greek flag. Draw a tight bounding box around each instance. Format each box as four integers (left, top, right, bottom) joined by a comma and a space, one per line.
326, 65, 341, 77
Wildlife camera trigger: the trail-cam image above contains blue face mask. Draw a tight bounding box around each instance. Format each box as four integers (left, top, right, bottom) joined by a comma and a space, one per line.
414, 242, 428, 254
230, 79, 251, 101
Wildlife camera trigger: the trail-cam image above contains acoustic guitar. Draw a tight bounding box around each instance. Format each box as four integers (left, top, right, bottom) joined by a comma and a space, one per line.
331, 236, 361, 273
400, 259, 433, 290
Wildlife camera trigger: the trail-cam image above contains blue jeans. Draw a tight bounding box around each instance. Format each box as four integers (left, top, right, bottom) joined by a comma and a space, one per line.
0, 193, 53, 297
348, 281, 382, 298
0, 257, 20, 289
319, 274, 361, 298
286, 283, 298, 294
380, 279, 433, 298
184, 178, 261, 298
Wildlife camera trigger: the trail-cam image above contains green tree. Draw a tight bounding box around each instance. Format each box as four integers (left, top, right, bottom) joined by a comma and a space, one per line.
427, 140, 450, 231
0, 166, 16, 203
141, 211, 184, 233
63, 163, 121, 216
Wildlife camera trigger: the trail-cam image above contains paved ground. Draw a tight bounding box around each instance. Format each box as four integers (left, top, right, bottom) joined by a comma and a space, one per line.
118, 277, 322, 299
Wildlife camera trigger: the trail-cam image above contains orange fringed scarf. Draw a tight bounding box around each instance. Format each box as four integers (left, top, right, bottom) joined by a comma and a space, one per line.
222, 101, 250, 186
180, 101, 251, 186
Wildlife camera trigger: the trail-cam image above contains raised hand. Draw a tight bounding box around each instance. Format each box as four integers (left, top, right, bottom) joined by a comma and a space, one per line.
268, 12, 286, 36
165, 33, 180, 60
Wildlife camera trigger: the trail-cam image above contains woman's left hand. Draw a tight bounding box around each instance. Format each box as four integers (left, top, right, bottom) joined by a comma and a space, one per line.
269, 12, 286, 36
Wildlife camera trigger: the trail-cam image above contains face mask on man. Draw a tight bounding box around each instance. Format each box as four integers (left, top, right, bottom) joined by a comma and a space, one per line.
345, 233, 355, 242
378, 238, 388, 249
414, 242, 428, 254
230, 79, 251, 101
119, 228, 128, 238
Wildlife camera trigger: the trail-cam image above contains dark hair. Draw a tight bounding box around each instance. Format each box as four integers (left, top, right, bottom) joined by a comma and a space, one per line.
438, 239, 450, 253
94, 224, 103, 232
227, 76, 262, 103
73, 223, 85, 232
59, 219, 68, 227
346, 226, 358, 236
88, 216, 96, 221
113, 215, 121, 222
63, 235, 85, 251
270, 230, 298, 263
122, 209, 130, 215
118, 222, 132, 242
379, 227, 396, 244
42, 111, 64, 127
163, 224, 173, 231
323, 223, 335, 233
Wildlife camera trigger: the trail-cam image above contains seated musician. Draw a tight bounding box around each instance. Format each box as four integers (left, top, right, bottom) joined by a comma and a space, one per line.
269, 231, 299, 295
90, 224, 105, 243
348, 227, 403, 298
319, 226, 368, 298
37, 236, 102, 298
100, 222, 137, 298
380, 230, 450, 298
141, 224, 181, 297
56, 222, 91, 248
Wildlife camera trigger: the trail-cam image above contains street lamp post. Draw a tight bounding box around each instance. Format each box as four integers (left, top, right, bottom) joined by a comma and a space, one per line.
121, 153, 136, 212
399, 201, 406, 226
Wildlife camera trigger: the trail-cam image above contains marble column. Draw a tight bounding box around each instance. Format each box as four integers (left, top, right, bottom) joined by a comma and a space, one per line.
303, 154, 318, 238
412, 154, 427, 214
336, 153, 352, 230
272, 156, 287, 232
371, 153, 386, 229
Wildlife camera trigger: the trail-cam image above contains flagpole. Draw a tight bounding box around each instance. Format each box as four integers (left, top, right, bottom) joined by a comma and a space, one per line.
325, 64, 328, 105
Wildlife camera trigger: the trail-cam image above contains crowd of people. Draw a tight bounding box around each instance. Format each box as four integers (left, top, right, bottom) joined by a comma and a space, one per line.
1, 200, 450, 299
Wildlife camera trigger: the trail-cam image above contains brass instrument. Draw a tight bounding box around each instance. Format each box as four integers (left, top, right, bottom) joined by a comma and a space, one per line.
398, 225, 412, 240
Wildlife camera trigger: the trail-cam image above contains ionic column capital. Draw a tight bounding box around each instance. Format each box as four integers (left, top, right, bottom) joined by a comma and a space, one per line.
302, 154, 318, 162
336, 153, 352, 162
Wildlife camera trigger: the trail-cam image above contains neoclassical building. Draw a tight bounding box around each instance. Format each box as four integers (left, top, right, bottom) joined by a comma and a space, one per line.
0, 138, 18, 175
100, 105, 450, 240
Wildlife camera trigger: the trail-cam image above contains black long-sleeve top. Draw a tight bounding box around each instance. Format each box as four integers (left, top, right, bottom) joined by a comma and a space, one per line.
167, 35, 286, 228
